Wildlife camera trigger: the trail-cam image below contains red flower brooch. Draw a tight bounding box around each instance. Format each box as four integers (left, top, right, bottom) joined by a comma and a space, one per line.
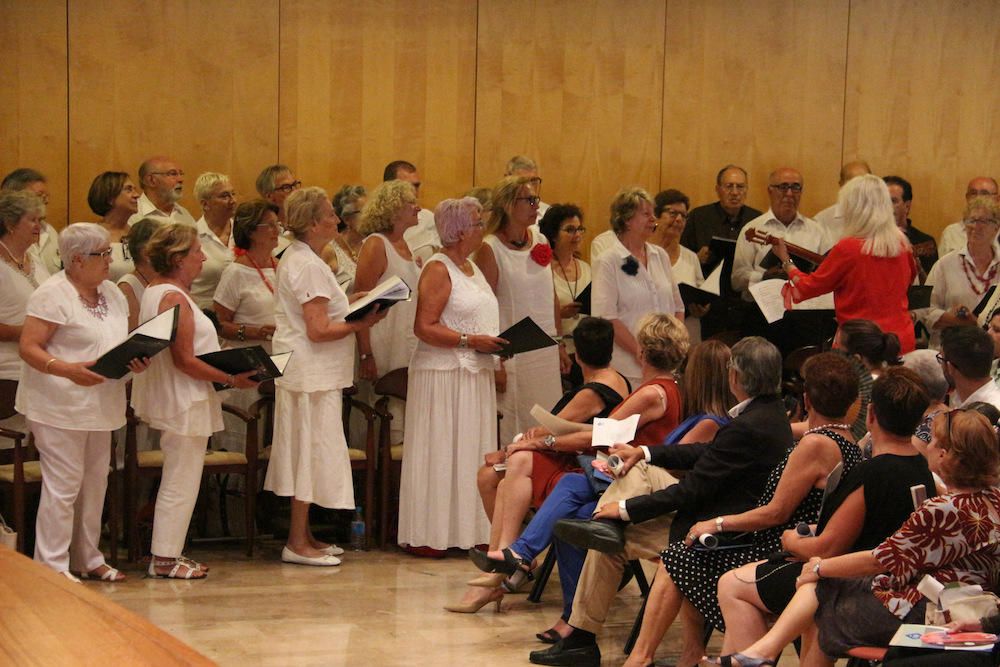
530, 243, 553, 267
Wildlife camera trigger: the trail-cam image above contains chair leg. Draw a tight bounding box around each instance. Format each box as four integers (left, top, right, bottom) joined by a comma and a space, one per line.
14, 480, 25, 555
528, 546, 558, 603
623, 592, 648, 655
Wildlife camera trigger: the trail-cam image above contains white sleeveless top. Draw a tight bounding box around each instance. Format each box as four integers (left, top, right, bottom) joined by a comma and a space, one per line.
131, 283, 223, 436
484, 228, 557, 335
116, 273, 146, 309
0, 259, 50, 380
411, 253, 499, 374
366, 233, 420, 375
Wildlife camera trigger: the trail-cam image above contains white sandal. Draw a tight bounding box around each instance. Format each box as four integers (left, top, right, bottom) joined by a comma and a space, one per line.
80, 564, 126, 582
147, 558, 207, 580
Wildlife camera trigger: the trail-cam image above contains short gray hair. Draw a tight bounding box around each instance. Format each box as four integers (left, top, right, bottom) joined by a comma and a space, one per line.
194, 172, 232, 203
902, 349, 949, 402
59, 222, 109, 266
284, 186, 329, 239
505, 155, 538, 176
256, 164, 292, 197
0, 190, 45, 236
730, 336, 781, 397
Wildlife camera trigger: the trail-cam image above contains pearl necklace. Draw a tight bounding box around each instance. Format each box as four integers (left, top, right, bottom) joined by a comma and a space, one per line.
0, 240, 37, 287
803, 423, 852, 436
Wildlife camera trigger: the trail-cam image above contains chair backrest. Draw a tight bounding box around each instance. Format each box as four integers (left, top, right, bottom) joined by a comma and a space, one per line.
0, 380, 17, 421
374, 368, 408, 401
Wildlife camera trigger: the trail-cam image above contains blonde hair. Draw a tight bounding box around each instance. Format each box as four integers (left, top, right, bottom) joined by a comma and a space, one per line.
931, 410, 1000, 489
284, 186, 330, 239
359, 180, 416, 236
609, 186, 653, 235
486, 175, 534, 235
194, 172, 232, 204
146, 223, 198, 275
636, 313, 689, 372
840, 174, 908, 257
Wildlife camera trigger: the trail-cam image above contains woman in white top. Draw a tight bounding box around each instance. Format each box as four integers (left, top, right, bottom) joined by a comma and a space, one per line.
926, 197, 1000, 347
323, 184, 366, 291
132, 224, 258, 579
475, 176, 570, 445
264, 187, 385, 567
189, 173, 237, 309
398, 197, 506, 554
538, 204, 591, 363
17, 223, 149, 581
654, 189, 707, 345
592, 186, 685, 387
115, 217, 161, 330
87, 171, 141, 282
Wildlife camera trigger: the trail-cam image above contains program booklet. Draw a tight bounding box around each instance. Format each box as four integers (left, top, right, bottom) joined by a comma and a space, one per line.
198, 347, 293, 391
345, 275, 411, 322
91, 305, 179, 379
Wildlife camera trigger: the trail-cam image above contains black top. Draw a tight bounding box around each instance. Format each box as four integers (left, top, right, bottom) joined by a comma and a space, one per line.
817, 453, 936, 551
549, 376, 631, 421
681, 201, 763, 269
904, 220, 938, 275
625, 394, 792, 541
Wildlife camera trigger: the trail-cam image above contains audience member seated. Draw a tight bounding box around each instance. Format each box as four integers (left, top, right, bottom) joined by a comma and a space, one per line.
591, 186, 684, 387
263, 188, 385, 567
2, 168, 60, 275
884, 174, 938, 277
938, 176, 999, 258
116, 217, 161, 330
530, 337, 790, 666
714, 368, 936, 661
939, 324, 1000, 411
189, 172, 237, 309
132, 223, 258, 579
902, 349, 950, 451
812, 160, 871, 241
475, 176, 567, 445
17, 223, 149, 582
128, 156, 197, 228
397, 198, 505, 556
87, 171, 141, 282
626, 352, 863, 667
719, 408, 1000, 667
323, 184, 366, 291
777, 174, 919, 354
925, 196, 1000, 347
383, 160, 438, 263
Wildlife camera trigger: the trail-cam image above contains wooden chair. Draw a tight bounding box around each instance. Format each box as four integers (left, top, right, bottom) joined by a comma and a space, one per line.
0, 379, 41, 554
373, 368, 408, 548
342, 385, 378, 547
124, 401, 261, 561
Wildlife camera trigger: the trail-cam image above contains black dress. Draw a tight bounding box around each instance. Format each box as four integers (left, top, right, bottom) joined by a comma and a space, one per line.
662, 428, 863, 632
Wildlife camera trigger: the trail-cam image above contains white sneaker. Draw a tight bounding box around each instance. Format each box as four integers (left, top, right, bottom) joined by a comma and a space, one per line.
281, 546, 341, 567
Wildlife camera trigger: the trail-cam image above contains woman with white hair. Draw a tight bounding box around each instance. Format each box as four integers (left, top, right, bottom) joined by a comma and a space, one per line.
16, 223, 149, 581
132, 223, 258, 579
902, 348, 949, 452
189, 172, 237, 308
776, 174, 920, 353
264, 187, 386, 567
398, 197, 507, 555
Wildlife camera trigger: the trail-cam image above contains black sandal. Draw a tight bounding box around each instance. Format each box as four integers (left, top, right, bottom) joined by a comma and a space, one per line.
468, 547, 534, 579
535, 628, 561, 644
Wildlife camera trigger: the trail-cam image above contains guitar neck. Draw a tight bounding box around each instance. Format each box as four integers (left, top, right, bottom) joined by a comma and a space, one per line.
783, 241, 825, 266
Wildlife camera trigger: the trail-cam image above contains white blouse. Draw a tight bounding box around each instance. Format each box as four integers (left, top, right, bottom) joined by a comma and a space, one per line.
15, 273, 129, 430
0, 259, 50, 380
925, 243, 1000, 346
272, 240, 355, 392
214, 262, 277, 353
189, 217, 235, 309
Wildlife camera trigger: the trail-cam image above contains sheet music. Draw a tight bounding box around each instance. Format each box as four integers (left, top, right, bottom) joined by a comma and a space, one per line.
591, 414, 640, 448
748, 279, 787, 324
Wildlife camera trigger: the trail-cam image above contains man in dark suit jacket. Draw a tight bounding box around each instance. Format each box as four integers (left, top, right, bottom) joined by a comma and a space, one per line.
531, 337, 792, 667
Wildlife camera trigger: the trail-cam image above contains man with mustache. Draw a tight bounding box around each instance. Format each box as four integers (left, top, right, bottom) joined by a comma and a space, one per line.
129, 156, 197, 227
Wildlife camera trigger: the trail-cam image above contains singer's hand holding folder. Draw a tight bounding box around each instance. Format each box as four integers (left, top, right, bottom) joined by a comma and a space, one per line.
197, 347, 293, 390
493, 317, 559, 359
91, 305, 179, 379
345, 275, 411, 322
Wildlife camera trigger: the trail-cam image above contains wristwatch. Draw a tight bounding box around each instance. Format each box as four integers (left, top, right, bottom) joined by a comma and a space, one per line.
458, 333, 469, 349
812, 560, 823, 578
543, 434, 557, 449
715, 516, 725, 532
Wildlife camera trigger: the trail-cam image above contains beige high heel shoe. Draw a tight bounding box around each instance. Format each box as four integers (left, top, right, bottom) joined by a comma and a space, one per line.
443, 587, 503, 613
467, 572, 505, 587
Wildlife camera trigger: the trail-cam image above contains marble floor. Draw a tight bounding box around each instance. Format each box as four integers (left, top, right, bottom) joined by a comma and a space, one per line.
97, 540, 803, 666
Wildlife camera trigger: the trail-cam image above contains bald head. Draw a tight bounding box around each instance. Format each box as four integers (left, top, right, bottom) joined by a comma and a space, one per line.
839, 160, 872, 186
767, 168, 804, 225
966, 177, 999, 203
137, 155, 184, 208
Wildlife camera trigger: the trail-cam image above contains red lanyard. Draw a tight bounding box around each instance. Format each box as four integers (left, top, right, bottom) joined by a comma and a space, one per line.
246, 254, 277, 294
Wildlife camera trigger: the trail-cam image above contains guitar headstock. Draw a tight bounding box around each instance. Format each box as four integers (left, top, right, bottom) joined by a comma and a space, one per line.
745, 228, 776, 247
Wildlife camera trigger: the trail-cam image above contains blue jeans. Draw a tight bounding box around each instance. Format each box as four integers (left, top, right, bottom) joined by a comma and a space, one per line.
510, 472, 597, 619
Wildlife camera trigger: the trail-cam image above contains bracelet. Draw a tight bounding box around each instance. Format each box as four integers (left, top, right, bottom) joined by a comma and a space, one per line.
359, 352, 372, 361
224, 374, 235, 388
237, 324, 246, 342
44, 357, 57, 374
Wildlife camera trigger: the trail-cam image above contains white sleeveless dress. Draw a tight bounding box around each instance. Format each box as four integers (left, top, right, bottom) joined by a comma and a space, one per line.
397, 254, 499, 550
484, 230, 562, 444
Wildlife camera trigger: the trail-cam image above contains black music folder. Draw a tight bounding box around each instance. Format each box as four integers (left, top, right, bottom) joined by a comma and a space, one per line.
91, 306, 179, 379
198, 347, 293, 390
494, 317, 559, 359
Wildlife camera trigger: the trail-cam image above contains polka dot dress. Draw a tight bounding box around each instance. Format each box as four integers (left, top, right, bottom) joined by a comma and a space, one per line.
662, 429, 862, 632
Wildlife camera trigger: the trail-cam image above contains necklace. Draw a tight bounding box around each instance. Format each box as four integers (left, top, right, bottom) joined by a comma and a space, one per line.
555, 254, 579, 300
78, 292, 109, 320
505, 227, 530, 249
803, 423, 853, 436
0, 240, 37, 287
338, 235, 361, 263
0, 239, 27, 269
246, 252, 277, 294
961, 253, 999, 296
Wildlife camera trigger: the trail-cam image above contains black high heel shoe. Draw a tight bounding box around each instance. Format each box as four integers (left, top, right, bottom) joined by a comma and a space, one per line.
468, 547, 534, 580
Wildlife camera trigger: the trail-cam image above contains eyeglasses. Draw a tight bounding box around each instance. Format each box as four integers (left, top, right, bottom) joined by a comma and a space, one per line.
769, 183, 803, 193
964, 217, 999, 227
720, 183, 747, 192
665, 210, 689, 221
254, 221, 281, 231
151, 170, 184, 178
214, 190, 237, 201
515, 196, 541, 206
560, 225, 586, 234
273, 180, 302, 194
87, 248, 114, 260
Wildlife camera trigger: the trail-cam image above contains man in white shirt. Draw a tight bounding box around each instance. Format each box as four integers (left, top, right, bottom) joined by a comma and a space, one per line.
504, 155, 550, 223
1, 168, 61, 274
812, 159, 871, 241
255, 164, 300, 255
383, 160, 438, 265
939, 177, 1000, 257
939, 325, 1000, 411
128, 156, 197, 228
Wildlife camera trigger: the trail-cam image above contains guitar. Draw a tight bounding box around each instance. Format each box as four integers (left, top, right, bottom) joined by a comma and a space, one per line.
743, 229, 825, 266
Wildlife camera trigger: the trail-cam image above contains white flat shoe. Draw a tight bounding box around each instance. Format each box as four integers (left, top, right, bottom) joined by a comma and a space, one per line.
321, 545, 345, 557
61, 570, 82, 583
281, 546, 341, 567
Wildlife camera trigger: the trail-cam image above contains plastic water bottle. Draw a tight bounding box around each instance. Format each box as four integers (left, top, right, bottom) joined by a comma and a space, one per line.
350, 506, 365, 551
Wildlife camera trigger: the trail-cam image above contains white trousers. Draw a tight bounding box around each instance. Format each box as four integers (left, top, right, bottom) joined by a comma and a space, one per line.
151, 431, 207, 558
30, 421, 111, 574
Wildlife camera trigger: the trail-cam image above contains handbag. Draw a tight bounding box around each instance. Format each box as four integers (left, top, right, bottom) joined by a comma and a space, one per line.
0, 513, 16, 550
926, 592, 1000, 624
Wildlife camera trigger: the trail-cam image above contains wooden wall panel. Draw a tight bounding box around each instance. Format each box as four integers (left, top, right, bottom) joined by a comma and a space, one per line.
279, 0, 477, 210
475, 0, 666, 253
843, 0, 1000, 238
0, 0, 68, 229
67, 0, 279, 224
661, 0, 849, 220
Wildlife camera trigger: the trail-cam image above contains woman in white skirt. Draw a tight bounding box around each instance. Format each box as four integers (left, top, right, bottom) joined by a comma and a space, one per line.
474, 176, 569, 446
264, 187, 385, 567
398, 197, 507, 553
17, 223, 148, 581
132, 223, 258, 579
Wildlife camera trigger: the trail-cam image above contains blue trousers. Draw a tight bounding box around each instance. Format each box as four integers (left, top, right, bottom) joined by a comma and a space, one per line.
510, 472, 597, 619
